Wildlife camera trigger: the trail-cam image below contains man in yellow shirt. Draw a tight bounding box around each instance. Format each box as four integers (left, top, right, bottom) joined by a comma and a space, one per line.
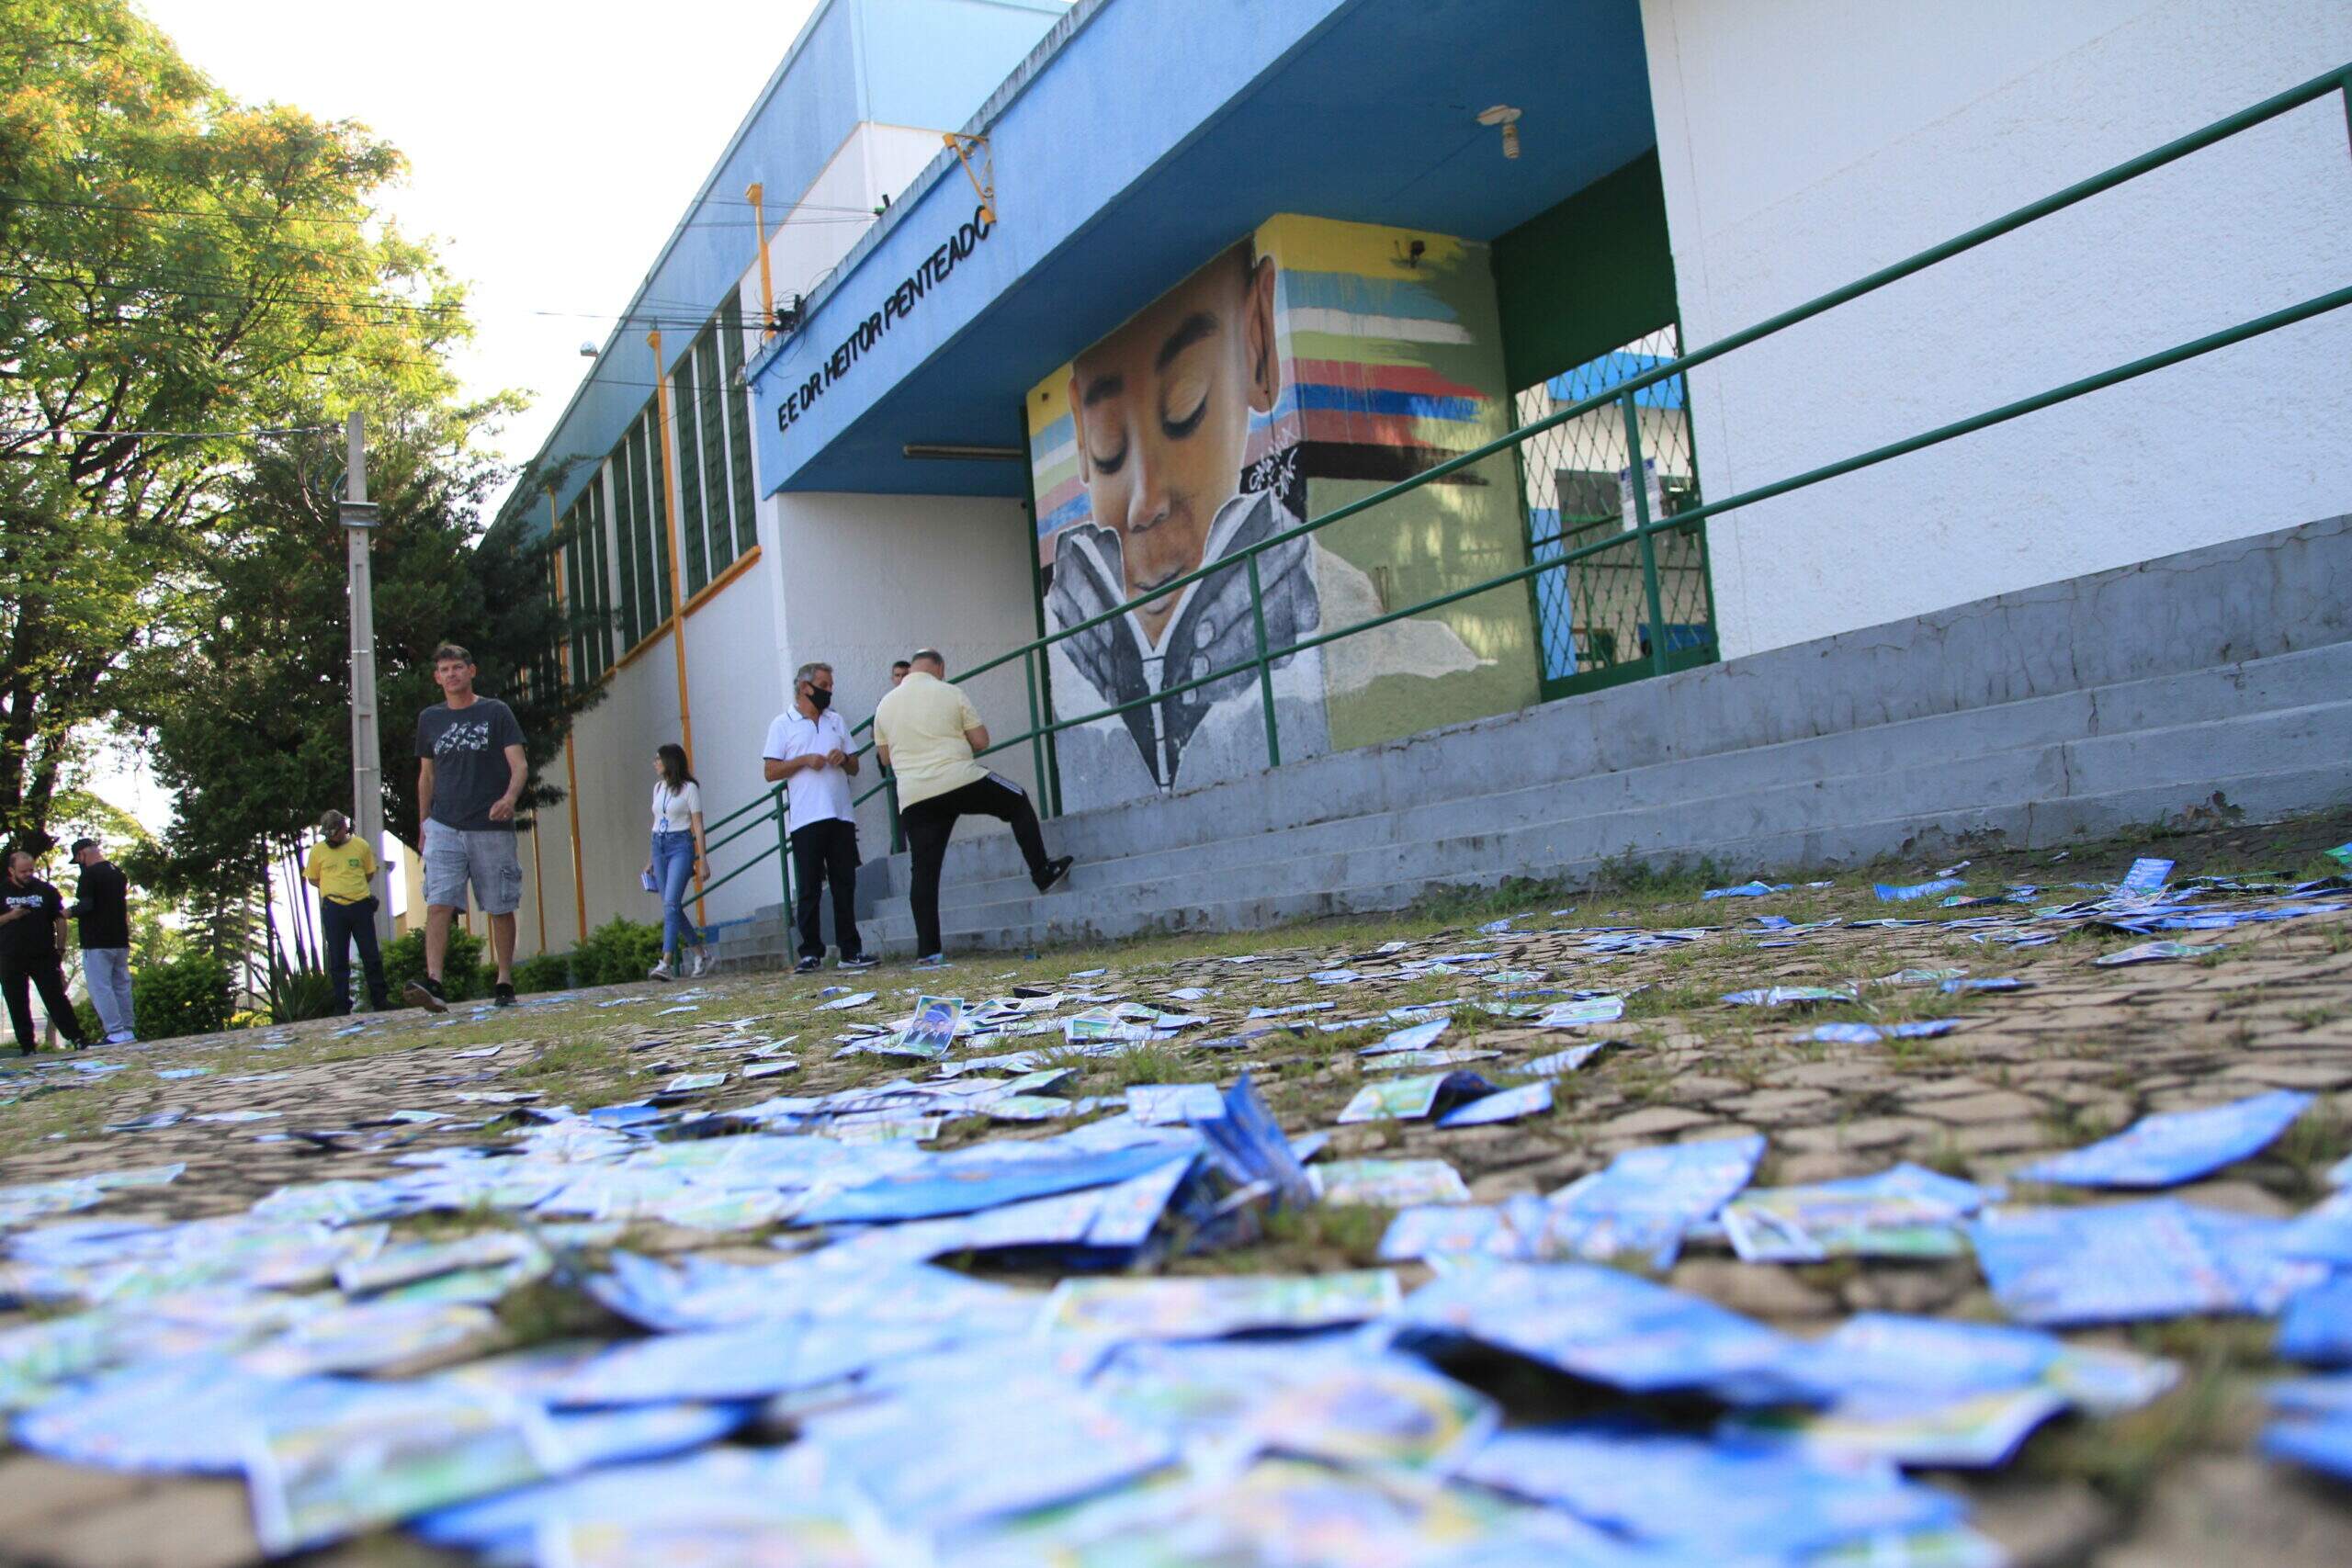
874, 649, 1072, 966
304, 809, 391, 1014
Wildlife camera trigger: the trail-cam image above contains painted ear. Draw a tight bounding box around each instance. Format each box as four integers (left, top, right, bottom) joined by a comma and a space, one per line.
1246, 256, 1280, 415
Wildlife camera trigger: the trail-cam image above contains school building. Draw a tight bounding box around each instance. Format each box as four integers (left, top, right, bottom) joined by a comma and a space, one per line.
495, 0, 2352, 960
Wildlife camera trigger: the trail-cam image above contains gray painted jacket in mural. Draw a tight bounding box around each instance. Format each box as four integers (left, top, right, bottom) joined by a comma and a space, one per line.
1046, 488, 1330, 801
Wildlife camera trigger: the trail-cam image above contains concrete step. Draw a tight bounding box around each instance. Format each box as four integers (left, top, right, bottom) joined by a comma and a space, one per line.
860, 639, 2352, 916
860, 686, 2352, 953
862, 641, 2351, 921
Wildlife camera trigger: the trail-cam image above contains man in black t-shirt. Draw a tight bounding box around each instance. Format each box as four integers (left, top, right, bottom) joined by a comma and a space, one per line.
0, 848, 90, 1055
68, 836, 135, 1044
409, 643, 527, 1013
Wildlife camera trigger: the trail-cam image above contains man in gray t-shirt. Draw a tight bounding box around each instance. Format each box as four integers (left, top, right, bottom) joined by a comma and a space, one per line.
408, 642, 527, 1012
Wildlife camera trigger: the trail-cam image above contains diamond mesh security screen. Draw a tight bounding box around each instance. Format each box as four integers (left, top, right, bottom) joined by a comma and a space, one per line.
1516, 325, 1715, 694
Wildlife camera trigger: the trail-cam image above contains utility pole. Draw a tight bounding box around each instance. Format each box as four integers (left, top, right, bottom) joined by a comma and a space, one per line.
341, 412, 391, 947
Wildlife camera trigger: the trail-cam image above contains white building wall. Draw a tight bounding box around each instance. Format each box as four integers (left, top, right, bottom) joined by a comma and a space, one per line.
1641, 0, 2352, 659
679, 559, 787, 926
555, 120, 1001, 944
767, 491, 1045, 855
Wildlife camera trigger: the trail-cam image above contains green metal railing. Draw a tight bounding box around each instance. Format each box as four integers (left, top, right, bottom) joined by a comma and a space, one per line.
695, 62, 2352, 913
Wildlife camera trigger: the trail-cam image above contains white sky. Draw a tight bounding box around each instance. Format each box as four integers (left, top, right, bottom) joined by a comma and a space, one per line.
98, 0, 822, 840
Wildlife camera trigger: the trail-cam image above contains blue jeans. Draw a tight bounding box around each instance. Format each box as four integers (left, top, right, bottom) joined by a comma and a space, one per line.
650, 829, 699, 959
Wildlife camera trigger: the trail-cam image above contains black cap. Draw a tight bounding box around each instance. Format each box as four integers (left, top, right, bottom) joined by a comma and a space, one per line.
69, 838, 97, 854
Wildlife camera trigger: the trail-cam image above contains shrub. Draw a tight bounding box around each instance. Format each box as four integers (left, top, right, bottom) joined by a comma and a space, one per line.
510, 952, 576, 994
381, 927, 487, 1001
265, 953, 342, 1023
73, 999, 103, 1043
571, 918, 662, 987
131, 952, 234, 1041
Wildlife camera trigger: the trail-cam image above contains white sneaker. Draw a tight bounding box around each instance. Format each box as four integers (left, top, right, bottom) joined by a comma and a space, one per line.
649, 960, 675, 982
689, 949, 711, 978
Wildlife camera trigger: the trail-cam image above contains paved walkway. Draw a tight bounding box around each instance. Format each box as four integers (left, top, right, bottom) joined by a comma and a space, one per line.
0, 818, 2347, 1564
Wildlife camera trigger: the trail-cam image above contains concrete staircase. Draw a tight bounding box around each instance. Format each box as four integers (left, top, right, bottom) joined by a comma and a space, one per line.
712, 513, 2352, 965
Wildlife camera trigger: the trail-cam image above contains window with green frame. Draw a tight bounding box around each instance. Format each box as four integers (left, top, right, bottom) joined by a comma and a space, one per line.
692, 329, 730, 584
584, 478, 615, 671
673, 355, 710, 597
719, 296, 759, 558
609, 438, 644, 649
667, 309, 756, 597
628, 412, 668, 637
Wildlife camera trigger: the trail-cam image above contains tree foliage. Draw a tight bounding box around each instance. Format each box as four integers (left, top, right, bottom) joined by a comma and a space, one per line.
135, 412, 603, 900
0, 0, 469, 851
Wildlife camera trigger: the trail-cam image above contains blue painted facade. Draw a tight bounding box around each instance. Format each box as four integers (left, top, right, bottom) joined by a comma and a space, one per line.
502, 0, 1069, 534
749, 0, 1657, 498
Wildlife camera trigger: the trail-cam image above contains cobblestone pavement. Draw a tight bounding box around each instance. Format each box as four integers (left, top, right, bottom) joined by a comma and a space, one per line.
0, 814, 2348, 1564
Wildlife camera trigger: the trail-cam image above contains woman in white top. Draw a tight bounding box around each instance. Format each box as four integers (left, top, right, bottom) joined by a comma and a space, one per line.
643, 743, 710, 979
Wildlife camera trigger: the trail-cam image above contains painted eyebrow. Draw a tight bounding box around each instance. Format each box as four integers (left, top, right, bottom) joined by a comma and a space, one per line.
1080, 372, 1124, 408
1155, 312, 1219, 372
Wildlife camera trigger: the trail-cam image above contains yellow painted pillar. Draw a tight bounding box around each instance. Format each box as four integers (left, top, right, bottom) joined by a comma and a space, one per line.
647, 331, 706, 928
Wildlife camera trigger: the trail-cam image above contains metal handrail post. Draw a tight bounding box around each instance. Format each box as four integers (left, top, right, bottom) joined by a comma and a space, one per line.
1246, 552, 1281, 768
773, 785, 793, 928
1023, 647, 1052, 819
1621, 392, 1670, 677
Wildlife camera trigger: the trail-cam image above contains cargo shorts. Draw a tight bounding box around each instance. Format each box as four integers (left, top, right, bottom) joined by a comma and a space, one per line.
421, 819, 524, 916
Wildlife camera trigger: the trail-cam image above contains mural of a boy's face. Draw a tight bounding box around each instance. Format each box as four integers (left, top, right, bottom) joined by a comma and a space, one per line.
1069, 242, 1279, 645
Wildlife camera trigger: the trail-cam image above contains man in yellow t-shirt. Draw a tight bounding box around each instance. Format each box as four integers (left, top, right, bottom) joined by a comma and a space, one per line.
873, 649, 1072, 966
303, 809, 391, 1014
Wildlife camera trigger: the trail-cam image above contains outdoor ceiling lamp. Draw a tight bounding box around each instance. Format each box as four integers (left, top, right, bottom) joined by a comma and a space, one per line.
1477, 104, 1522, 160
903, 443, 1023, 461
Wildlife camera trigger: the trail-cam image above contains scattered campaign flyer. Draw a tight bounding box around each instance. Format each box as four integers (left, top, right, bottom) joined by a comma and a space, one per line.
815, 990, 876, 1010
2091, 941, 2218, 966
1544, 1134, 1766, 1269
1396, 1262, 1805, 1401
1460, 1424, 1964, 1559
1041, 1271, 1401, 1339
2276, 1272, 2352, 1364
1967, 1199, 2317, 1325
2278, 1190, 2352, 1267
1722, 986, 1856, 1007
2013, 1089, 2312, 1188
2262, 1413, 2352, 1484
2117, 857, 2175, 897
887, 995, 962, 1060
1125, 1083, 1227, 1126
1721, 1164, 1984, 1262
1874, 878, 1965, 902
1364, 1047, 1503, 1071
1243, 1358, 1498, 1472
245, 1389, 560, 1554
1532, 998, 1625, 1029
1359, 1019, 1450, 1056
1310, 1158, 1472, 1207
1516, 1042, 1617, 1077
1337, 1071, 1497, 1124
1438, 1080, 1553, 1127
1725, 1386, 2069, 1469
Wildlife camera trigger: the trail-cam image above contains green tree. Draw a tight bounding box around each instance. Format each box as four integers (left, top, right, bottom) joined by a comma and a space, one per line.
0, 0, 467, 852
136, 410, 603, 908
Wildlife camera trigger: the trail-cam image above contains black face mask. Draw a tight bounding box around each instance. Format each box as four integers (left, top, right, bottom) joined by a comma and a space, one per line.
805, 684, 832, 712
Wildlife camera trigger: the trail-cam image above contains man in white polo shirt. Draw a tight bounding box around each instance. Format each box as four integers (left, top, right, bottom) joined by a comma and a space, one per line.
874, 648, 1072, 967
762, 660, 876, 974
